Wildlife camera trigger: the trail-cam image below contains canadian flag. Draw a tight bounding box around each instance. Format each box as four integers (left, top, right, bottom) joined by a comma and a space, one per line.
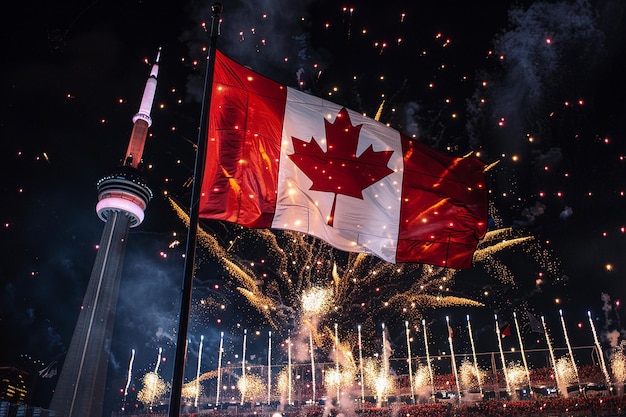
199, 50, 488, 268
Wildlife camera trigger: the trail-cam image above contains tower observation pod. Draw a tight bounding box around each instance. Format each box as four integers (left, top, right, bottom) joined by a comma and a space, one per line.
95, 48, 160, 227
96, 169, 153, 227
50, 49, 160, 417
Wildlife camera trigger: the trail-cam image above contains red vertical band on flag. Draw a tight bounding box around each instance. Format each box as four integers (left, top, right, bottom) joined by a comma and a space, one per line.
396, 136, 487, 268
200, 50, 286, 227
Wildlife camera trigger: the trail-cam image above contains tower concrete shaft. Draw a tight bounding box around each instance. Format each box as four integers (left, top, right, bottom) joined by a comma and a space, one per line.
50, 50, 159, 417
49, 212, 132, 417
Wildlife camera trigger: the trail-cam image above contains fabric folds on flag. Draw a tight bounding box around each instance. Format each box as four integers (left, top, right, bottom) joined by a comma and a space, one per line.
199, 50, 488, 268
527, 311, 544, 333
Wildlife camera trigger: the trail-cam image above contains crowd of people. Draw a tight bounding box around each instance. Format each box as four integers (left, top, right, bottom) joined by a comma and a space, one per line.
159, 394, 626, 417
455, 395, 626, 417
279, 395, 626, 417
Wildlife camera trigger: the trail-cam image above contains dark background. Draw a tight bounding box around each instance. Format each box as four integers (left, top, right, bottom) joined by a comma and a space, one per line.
1, 0, 625, 413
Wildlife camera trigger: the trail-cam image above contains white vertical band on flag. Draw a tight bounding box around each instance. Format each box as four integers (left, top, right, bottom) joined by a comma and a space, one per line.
273, 88, 404, 262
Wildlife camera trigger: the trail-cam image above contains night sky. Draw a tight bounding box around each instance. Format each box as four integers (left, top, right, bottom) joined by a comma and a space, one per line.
2, 0, 626, 413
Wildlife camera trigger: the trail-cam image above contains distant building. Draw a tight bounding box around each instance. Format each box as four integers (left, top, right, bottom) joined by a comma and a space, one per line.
0, 367, 29, 403
0, 401, 54, 417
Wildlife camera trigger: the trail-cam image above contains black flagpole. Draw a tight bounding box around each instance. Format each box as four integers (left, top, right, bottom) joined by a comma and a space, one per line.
168, 3, 222, 417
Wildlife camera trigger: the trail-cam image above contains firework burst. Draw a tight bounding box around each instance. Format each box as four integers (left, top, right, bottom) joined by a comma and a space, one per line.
505, 361, 529, 390
237, 374, 266, 403
459, 360, 485, 392
137, 372, 167, 406
555, 356, 577, 387
170, 197, 563, 349
362, 357, 395, 406
610, 343, 626, 385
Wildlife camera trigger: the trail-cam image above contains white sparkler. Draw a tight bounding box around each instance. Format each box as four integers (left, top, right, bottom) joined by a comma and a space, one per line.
466, 315, 483, 394
512, 312, 531, 390
195, 335, 203, 408
216, 331, 224, 406
267, 331, 272, 405
405, 321, 415, 402
422, 319, 434, 399
122, 349, 135, 411
241, 329, 247, 405
588, 311, 611, 388
494, 314, 511, 395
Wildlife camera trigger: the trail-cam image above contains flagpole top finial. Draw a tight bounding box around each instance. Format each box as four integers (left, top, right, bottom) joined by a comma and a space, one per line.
212, 2, 223, 15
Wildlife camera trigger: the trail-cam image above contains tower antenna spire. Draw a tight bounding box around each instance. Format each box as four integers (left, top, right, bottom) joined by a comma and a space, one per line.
124, 47, 161, 168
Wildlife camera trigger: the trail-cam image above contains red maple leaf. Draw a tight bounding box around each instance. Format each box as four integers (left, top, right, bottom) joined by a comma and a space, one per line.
288, 107, 394, 226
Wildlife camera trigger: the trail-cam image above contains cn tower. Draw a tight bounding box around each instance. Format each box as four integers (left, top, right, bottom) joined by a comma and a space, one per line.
50, 49, 160, 417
